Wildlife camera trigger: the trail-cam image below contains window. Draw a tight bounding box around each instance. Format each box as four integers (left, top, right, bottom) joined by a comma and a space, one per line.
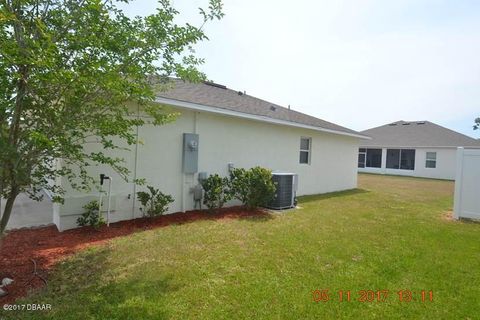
426, 152, 437, 168
299, 137, 311, 164
386, 149, 400, 169
358, 148, 383, 168
365, 149, 382, 168
386, 149, 416, 170
358, 148, 366, 168
400, 149, 415, 170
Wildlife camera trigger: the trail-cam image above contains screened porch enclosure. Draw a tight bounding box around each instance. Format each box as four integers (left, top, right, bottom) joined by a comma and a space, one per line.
357, 148, 416, 171
358, 148, 381, 168
386, 149, 415, 170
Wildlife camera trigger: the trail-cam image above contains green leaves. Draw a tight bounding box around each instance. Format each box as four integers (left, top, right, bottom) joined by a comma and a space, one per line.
28, 130, 54, 149
137, 185, 174, 217
0, 0, 223, 233
199, 0, 225, 22
77, 200, 105, 229
200, 167, 277, 212
201, 174, 232, 211
230, 167, 276, 209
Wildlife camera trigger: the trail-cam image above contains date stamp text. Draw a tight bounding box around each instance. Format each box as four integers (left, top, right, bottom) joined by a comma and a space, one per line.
312, 289, 433, 303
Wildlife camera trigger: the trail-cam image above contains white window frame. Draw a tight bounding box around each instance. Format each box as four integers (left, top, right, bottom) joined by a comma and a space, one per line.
299, 137, 311, 164
386, 148, 401, 169
358, 148, 366, 168
365, 148, 382, 168
425, 152, 437, 169
386, 148, 416, 170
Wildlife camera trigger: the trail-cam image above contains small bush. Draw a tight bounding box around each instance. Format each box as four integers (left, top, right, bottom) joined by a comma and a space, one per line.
77, 200, 105, 229
201, 174, 232, 211
229, 168, 249, 204
137, 186, 174, 217
230, 166, 276, 209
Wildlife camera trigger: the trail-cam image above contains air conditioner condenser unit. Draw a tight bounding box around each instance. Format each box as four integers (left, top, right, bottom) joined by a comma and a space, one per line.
267, 172, 298, 210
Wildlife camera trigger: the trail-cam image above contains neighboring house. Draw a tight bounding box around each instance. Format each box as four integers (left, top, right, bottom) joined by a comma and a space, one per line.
357, 120, 480, 180
53, 80, 369, 230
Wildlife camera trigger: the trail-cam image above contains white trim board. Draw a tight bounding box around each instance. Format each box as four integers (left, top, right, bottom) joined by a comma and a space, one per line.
155, 96, 370, 140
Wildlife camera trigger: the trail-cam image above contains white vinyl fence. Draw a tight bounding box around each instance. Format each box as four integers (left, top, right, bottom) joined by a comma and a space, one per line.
454, 147, 480, 220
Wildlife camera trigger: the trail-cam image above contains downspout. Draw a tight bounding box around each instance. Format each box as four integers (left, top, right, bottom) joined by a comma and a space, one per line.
194, 112, 198, 134
181, 174, 185, 212
131, 104, 140, 219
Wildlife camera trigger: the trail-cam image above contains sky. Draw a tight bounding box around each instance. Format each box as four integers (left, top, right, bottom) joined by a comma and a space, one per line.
120, 0, 480, 138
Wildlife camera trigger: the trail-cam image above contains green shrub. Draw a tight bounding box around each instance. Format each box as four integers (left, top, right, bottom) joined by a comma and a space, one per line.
137, 186, 174, 217
229, 168, 249, 204
77, 200, 105, 229
201, 174, 232, 211
230, 166, 276, 209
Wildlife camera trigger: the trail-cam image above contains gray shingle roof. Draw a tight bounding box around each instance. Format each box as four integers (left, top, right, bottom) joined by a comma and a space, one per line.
361, 120, 480, 148
156, 79, 365, 138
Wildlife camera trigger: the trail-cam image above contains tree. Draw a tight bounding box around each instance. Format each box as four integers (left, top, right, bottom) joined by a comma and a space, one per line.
0, 0, 223, 234
474, 117, 480, 130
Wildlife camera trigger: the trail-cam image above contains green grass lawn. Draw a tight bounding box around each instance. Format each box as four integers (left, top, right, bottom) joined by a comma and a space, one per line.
5, 174, 480, 319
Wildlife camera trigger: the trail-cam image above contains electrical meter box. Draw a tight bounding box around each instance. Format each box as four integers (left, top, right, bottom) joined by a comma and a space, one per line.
182, 133, 199, 173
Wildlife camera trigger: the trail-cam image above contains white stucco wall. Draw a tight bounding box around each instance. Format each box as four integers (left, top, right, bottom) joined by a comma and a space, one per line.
54, 107, 360, 230
358, 147, 457, 180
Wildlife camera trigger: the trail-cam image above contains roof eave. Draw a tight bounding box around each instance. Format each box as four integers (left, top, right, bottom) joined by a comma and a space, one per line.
155, 96, 371, 140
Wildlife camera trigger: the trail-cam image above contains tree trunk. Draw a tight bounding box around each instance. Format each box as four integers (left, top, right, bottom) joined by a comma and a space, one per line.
0, 191, 19, 235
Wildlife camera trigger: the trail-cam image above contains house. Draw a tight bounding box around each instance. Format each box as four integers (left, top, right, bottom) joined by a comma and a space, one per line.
53, 80, 369, 231
357, 120, 480, 180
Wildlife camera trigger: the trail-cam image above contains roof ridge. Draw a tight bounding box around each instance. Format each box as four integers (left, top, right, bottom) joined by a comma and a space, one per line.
426, 121, 480, 142
360, 120, 480, 147
202, 82, 360, 134
157, 79, 365, 138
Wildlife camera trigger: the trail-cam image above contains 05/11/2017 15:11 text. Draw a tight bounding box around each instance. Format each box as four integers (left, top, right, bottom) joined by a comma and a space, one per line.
312, 289, 433, 303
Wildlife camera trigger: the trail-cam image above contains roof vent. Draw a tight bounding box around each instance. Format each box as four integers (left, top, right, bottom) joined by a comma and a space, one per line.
417, 121, 426, 125
388, 123, 397, 126
238, 91, 243, 95
402, 122, 411, 125
270, 106, 276, 111
203, 81, 227, 89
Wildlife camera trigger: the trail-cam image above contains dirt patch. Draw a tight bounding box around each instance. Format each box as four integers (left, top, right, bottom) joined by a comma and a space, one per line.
442, 210, 455, 221
441, 210, 480, 224
0, 206, 269, 304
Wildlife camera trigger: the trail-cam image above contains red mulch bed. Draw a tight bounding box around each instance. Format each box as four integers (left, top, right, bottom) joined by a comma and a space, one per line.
0, 206, 269, 304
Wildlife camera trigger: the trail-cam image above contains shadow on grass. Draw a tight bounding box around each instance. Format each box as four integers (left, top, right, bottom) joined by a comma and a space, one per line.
0, 205, 274, 304
458, 217, 480, 225
358, 172, 454, 182
21, 246, 176, 319
297, 188, 370, 204
238, 212, 274, 223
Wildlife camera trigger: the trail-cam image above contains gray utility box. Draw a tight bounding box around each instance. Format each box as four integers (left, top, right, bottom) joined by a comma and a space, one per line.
267, 173, 298, 210
182, 133, 199, 173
